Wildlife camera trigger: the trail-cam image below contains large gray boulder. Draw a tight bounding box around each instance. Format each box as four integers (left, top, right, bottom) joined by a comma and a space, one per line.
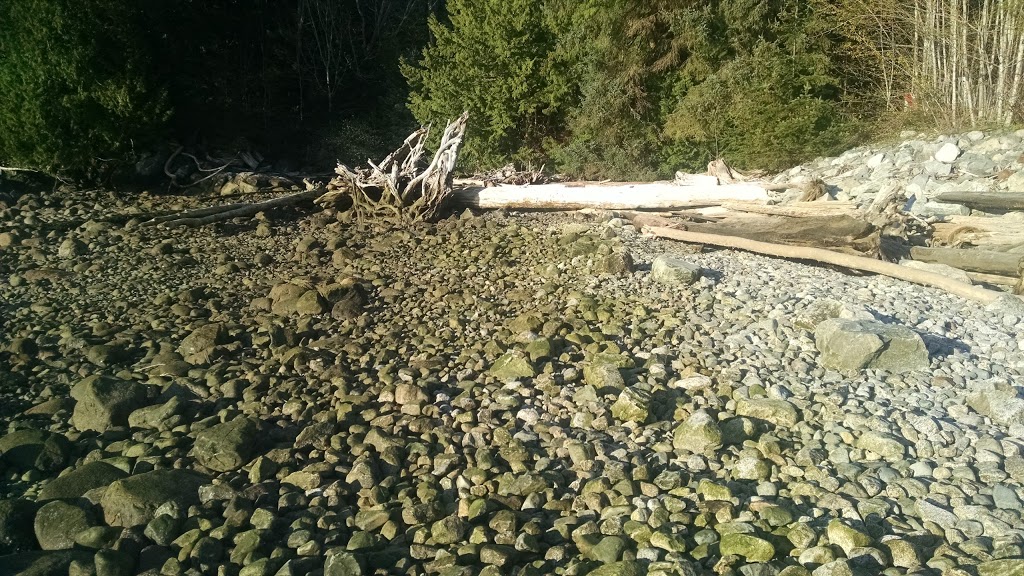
33, 501, 97, 550
488, 351, 536, 381
0, 429, 70, 473
794, 298, 874, 331
736, 398, 801, 428
37, 462, 128, 502
967, 379, 1024, 426
650, 255, 701, 285
814, 318, 929, 372
177, 322, 228, 364
70, 375, 150, 432
610, 388, 651, 423
128, 395, 184, 431
100, 469, 209, 527
0, 550, 93, 576
673, 410, 722, 454
191, 417, 259, 472
0, 499, 38, 554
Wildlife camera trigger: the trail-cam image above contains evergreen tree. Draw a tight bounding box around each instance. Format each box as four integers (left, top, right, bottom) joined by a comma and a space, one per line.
403, 0, 566, 169
0, 0, 169, 177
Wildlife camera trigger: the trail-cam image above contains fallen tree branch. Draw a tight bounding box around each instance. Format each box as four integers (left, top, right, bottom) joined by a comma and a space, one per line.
163, 145, 185, 185
141, 189, 320, 227
644, 225, 1019, 304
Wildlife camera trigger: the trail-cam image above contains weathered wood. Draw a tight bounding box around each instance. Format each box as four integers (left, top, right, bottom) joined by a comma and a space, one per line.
451, 179, 769, 210
681, 213, 881, 256
142, 189, 320, 227
909, 246, 1024, 276
967, 271, 1021, 286
934, 191, 1024, 210
707, 159, 741, 183
719, 201, 860, 218
317, 112, 468, 222
645, 226, 1016, 304
932, 215, 1024, 251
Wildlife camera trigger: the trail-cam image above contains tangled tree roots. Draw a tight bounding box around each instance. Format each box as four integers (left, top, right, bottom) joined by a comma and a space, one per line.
316, 112, 469, 223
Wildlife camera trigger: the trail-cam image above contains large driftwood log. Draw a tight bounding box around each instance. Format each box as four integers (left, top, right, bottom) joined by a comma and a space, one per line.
645, 226, 1016, 304
932, 215, 1024, 251
451, 178, 769, 210
718, 201, 860, 217
909, 246, 1024, 276
680, 213, 881, 256
934, 191, 1024, 211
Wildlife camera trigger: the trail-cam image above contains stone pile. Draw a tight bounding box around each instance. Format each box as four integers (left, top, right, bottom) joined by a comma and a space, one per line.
1, 158, 1024, 576
773, 128, 1024, 218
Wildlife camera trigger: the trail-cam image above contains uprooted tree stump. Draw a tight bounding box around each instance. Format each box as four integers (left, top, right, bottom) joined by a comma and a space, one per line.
138, 112, 469, 228
315, 111, 469, 223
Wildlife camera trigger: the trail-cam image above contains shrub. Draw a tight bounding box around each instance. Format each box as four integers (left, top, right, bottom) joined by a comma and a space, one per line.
0, 0, 169, 178
402, 0, 565, 171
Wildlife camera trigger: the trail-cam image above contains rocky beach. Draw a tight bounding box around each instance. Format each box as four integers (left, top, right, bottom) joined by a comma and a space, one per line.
2, 130, 1024, 576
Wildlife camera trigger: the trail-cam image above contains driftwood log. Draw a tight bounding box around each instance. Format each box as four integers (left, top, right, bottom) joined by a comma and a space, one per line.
682, 214, 880, 256
909, 246, 1024, 276
932, 215, 1024, 251
140, 114, 469, 227
645, 225, 1018, 304
451, 178, 769, 211
934, 191, 1024, 211
141, 189, 321, 227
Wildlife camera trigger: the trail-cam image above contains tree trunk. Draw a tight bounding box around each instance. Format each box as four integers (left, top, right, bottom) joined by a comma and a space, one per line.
451, 179, 769, 211
910, 245, 1024, 275
933, 191, 1024, 210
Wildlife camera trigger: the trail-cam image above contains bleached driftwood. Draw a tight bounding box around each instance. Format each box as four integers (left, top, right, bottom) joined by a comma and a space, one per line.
934, 191, 1024, 211
645, 225, 1018, 304
932, 214, 1024, 251
142, 188, 320, 227
317, 112, 468, 222
452, 176, 769, 211
909, 246, 1024, 276
718, 201, 860, 218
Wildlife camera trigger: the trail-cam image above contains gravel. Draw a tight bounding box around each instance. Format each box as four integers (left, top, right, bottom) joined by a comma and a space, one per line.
1, 150, 1023, 575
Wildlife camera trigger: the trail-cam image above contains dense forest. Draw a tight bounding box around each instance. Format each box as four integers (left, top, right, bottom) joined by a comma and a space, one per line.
0, 0, 1022, 182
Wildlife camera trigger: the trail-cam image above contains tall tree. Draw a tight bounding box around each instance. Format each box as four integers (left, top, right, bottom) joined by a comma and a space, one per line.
403, 0, 566, 169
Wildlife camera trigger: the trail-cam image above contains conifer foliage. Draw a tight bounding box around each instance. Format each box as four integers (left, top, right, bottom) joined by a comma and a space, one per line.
403, 0, 566, 169
0, 0, 169, 177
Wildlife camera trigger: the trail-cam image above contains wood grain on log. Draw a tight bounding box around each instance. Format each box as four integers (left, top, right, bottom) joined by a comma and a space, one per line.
909, 246, 1024, 276
681, 213, 880, 256
934, 191, 1024, 210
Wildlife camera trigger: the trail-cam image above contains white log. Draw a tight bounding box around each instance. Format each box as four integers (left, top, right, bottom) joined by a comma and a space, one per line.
452, 179, 769, 210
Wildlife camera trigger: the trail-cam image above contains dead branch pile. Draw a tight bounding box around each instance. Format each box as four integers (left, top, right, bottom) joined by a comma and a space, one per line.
316, 112, 469, 223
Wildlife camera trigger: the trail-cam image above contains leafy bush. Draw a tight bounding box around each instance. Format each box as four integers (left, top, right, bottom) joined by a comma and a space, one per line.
0, 0, 169, 177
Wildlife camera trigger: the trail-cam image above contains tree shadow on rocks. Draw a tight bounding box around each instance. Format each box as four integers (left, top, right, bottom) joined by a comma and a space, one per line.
920, 333, 970, 359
